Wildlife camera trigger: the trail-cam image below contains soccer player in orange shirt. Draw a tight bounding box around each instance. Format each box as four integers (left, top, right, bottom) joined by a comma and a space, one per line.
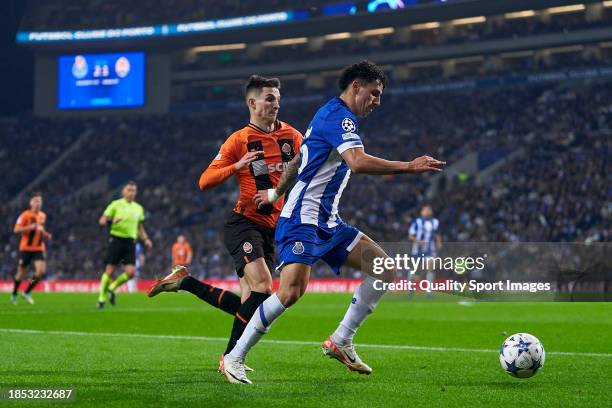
148, 75, 302, 373
11, 192, 52, 305
171, 235, 193, 266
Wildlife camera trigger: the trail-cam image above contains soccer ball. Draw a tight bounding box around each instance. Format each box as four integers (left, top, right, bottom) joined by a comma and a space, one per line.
499, 333, 545, 378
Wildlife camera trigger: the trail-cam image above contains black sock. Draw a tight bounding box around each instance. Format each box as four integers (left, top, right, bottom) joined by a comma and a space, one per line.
224, 291, 270, 355
25, 277, 41, 294
12, 279, 22, 295
179, 276, 241, 315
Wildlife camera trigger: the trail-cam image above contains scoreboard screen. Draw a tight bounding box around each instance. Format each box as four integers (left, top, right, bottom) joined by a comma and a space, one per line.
58, 52, 145, 109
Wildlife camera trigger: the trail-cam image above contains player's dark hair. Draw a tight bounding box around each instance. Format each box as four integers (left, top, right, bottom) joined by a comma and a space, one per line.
245, 75, 281, 97
124, 180, 137, 188
30, 192, 42, 199
338, 60, 387, 91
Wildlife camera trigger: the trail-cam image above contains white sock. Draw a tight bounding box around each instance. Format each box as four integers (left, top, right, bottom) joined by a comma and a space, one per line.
229, 293, 286, 359
332, 275, 386, 345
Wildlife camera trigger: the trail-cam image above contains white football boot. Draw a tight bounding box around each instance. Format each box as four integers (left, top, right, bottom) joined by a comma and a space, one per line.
221, 354, 252, 384
322, 336, 372, 375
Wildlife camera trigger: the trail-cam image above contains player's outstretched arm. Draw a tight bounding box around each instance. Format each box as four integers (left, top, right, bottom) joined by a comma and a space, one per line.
341, 147, 445, 175
253, 154, 300, 207
199, 150, 263, 191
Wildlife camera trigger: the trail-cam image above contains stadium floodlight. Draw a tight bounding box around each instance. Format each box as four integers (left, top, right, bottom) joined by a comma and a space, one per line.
362, 27, 395, 36
411, 22, 441, 30
504, 10, 536, 19
451, 16, 486, 26
324, 32, 352, 40
602, 0, 612, 7
191, 43, 247, 53
261, 37, 308, 47
547, 4, 586, 14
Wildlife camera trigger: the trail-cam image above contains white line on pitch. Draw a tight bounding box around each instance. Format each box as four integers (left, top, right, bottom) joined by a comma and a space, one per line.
1, 328, 610, 358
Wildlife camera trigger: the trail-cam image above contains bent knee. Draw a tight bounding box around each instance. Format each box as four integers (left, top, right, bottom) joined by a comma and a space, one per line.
277, 288, 302, 307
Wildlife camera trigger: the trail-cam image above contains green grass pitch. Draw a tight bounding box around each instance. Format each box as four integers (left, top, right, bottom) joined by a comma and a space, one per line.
1, 293, 611, 407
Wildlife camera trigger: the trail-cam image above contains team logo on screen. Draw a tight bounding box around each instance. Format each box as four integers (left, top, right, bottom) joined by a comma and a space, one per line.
72, 55, 88, 79
115, 57, 131, 78
341, 118, 356, 132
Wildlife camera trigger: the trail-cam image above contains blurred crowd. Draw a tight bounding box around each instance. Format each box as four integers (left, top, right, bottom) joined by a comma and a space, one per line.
22, 0, 330, 30
2, 78, 610, 281
182, 11, 612, 72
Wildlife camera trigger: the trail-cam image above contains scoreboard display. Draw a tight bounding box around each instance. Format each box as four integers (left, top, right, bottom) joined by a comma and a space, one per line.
58, 52, 145, 109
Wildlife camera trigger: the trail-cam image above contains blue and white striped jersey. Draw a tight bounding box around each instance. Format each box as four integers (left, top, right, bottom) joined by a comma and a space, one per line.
280, 97, 363, 230
409, 217, 440, 256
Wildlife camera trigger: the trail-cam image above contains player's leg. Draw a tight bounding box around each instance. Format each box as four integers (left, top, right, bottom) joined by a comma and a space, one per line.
239, 276, 251, 303
22, 257, 46, 304
11, 260, 28, 304
222, 257, 272, 357
425, 257, 435, 298
324, 235, 395, 374
107, 263, 135, 304
148, 266, 242, 315
223, 263, 311, 384
97, 264, 116, 308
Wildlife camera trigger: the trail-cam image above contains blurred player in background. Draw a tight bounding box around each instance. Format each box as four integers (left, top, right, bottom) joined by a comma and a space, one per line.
148, 75, 302, 373
222, 61, 445, 384
97, 181, 153, 308
11, 192, 51, 305
409, 205, 441, 297
127, 240, 145, 293
171, 234, 193, 267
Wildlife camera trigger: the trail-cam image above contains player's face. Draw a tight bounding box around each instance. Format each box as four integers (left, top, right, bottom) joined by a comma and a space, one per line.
123, 185, 137, 201
177, 235, 185, 243
354, 80, 383, 118
421, 206, 433, 218
251, 87, 280, 123
30, 196, 42, 211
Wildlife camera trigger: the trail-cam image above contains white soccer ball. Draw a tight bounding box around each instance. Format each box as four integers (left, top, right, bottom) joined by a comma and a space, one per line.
499, 333, 545, 378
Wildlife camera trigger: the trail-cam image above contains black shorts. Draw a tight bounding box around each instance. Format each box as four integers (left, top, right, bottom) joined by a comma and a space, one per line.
104, 236, 136, 266
18, 251, 45, 267
223, 212, 275, 278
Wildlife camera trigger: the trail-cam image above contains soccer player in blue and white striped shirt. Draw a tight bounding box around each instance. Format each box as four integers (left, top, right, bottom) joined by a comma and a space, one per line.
222, 61, 445, 384
409, 206, 442, 295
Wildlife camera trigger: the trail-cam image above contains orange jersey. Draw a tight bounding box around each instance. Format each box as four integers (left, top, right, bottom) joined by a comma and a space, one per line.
15, 210, 47, 252
172, 242, 193, 265
199, 121, 303, 228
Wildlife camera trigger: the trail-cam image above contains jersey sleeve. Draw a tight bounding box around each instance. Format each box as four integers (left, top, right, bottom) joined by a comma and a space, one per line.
409, 219, 417, 236
15, 212, 27, 228
139, 205, 145, 223
103, 201, 117, 218
199, 135, 240, 190
325, 115, 363, 154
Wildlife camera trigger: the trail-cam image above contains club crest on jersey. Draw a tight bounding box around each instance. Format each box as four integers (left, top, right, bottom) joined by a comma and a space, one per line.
281, 142, 292, 155
292, 242, 305, 255
243, 242, 253, 254
341, 117, 356, 132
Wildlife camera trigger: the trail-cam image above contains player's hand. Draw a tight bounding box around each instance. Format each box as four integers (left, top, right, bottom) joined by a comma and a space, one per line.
253, 189, 273, 209
144, 238, 153, 249
235, 150, 264, 171
43, 232, 52, 241
408, 156, 446, 173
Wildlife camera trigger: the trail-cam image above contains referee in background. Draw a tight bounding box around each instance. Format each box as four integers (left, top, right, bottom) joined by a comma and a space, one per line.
97, 181, 152, 309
